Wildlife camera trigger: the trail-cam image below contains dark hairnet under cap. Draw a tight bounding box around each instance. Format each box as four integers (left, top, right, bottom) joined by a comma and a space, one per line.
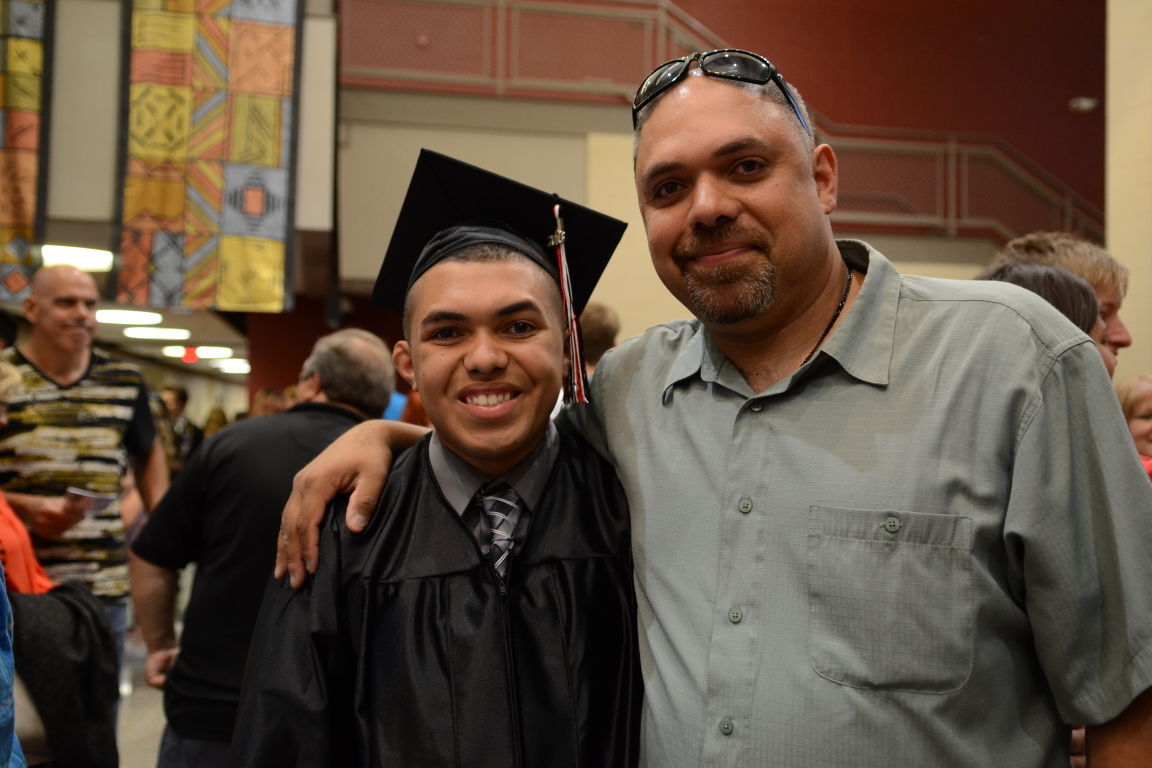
372, 149, 626, 316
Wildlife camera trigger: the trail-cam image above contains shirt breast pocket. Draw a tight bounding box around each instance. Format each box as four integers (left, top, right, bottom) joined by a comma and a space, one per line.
807, 505, 974, 693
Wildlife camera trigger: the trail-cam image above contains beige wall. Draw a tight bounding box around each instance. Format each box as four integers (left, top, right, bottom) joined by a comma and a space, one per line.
296, 15, 337, 231
135, 358, 250, 423
1108, 0, 1152, 383
584, 132, 688, 340
47, 0, 120, 221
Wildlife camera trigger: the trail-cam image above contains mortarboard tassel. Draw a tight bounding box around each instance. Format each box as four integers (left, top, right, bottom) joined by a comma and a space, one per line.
549, 200, 589, 405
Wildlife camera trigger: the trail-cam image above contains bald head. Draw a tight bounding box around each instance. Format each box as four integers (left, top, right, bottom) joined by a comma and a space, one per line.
30, 265, 97, 297
23, 265, 98, 359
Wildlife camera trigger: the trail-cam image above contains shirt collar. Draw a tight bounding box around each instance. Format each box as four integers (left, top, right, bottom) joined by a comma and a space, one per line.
285, 401, 368, 421
661, 323, 710, 402
429, 422, 560, 515
820, 240, 898, 387
661, 239, 899, 401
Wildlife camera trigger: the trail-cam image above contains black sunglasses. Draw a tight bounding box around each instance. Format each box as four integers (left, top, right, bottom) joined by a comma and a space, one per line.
632, 49, 811, 134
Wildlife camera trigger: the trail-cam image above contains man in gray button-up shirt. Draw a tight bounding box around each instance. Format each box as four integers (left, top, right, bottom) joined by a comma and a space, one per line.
279, 50, 1152, 767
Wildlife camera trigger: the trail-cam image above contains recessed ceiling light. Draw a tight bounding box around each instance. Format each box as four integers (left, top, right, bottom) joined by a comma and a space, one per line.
195, 346, 234, 359
212, 358, 251, 374
161, 346, 185, 358
40, 245, 114, 272
1067, 96, 1099, 113
123, 327, 191, 340
97, 309, 162, 325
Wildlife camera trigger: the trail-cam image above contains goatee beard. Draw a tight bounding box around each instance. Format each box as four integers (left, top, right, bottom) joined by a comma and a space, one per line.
674, 225, 776, 325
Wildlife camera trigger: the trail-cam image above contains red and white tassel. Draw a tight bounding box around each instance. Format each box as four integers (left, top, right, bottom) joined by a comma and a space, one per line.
549, 201, 588, 405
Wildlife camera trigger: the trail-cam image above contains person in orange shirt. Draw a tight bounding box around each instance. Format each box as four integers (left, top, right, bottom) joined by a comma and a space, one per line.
0, 358, 119, 765
0, 361, 51, 595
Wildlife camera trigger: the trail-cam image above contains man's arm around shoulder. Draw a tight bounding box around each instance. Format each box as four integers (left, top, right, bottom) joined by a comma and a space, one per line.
275, 420, 427, 587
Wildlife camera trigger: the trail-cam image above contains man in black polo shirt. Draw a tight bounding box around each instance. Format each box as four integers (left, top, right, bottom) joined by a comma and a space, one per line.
130, 328, 395, 766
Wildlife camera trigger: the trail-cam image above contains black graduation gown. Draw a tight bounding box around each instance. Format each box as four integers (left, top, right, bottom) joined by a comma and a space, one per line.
232, 432, 641, 768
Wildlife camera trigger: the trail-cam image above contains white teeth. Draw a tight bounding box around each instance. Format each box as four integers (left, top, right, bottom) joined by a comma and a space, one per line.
466, 392, 513, 406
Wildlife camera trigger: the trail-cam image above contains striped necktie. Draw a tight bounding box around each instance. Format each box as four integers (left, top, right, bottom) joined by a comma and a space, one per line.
478, 482, 522, 577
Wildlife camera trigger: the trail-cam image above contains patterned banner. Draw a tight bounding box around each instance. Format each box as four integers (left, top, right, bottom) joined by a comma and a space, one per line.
115, 0, 301, 312
0, 0, 52, 301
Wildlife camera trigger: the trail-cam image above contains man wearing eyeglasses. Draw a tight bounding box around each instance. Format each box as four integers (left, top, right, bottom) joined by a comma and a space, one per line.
276, 50, 1152, 767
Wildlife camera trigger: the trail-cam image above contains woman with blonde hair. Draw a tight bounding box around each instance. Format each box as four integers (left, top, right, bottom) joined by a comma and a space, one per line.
202, 407, 229, 439
1116, 374, 1152, 480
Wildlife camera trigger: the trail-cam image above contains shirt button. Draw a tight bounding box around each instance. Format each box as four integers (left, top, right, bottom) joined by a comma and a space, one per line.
882, 515, 902, 533
749, 402, 763, 412
738, 497, 753, 514
719, 717, 734, 736
728, 607, 744, 624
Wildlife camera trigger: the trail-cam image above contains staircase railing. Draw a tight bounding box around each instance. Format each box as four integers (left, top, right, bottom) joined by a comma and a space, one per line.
340, 0, 1104, 243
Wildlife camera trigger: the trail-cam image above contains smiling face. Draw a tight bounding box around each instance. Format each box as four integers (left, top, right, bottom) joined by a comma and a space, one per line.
393, 256, 567, 477
24, 266, 98, 356
633, 75, 839, 329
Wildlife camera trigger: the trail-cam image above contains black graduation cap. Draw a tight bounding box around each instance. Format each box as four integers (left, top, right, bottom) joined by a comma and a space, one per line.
374, 149, 628, 404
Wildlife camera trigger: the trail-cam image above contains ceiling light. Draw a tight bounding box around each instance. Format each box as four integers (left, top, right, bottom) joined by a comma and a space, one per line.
212, 358, 251, 374
194, 346, 234, 359
40, 245, 114, 272
160, 345, 235, 363
1067, 96, 1099, 114
96, 309, 162, 325
123, 327, 191, 340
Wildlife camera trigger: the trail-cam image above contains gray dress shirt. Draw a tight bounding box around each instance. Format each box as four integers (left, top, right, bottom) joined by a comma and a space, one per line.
563, 240, 1152, 768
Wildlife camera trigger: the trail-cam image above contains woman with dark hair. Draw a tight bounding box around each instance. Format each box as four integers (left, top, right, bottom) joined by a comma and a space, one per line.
977, 262, 1116, 377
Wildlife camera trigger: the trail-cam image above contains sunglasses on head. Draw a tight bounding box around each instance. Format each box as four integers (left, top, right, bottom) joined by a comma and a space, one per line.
632, 48, 811, 134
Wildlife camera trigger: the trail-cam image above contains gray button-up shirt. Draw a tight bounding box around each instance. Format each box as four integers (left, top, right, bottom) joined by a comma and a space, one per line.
564, 241, 1152, 767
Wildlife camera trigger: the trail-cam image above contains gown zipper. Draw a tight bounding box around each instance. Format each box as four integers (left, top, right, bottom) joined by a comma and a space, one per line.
447, 496, 528, 767
493, 566, 524, 767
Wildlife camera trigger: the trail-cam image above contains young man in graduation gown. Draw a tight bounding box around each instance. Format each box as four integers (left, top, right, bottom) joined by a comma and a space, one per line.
233, 151, 641, 768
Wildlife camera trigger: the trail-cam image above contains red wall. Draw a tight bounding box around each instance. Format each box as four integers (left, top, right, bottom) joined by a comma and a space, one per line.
246, 296, 406, 401
669, 0, 1105, 207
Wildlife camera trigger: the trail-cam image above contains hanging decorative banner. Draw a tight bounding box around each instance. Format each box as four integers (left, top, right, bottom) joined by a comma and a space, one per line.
115, 0, 302, 311
0, 0, 53, 301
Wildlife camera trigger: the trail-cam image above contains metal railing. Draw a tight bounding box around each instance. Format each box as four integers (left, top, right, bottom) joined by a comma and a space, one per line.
339, 0, 1104, 243
824, 122, 1103, 243
339, 0, 720, 100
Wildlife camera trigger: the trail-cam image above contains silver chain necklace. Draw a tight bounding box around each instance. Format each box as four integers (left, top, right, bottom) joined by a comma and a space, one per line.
801, 269, 853, 365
